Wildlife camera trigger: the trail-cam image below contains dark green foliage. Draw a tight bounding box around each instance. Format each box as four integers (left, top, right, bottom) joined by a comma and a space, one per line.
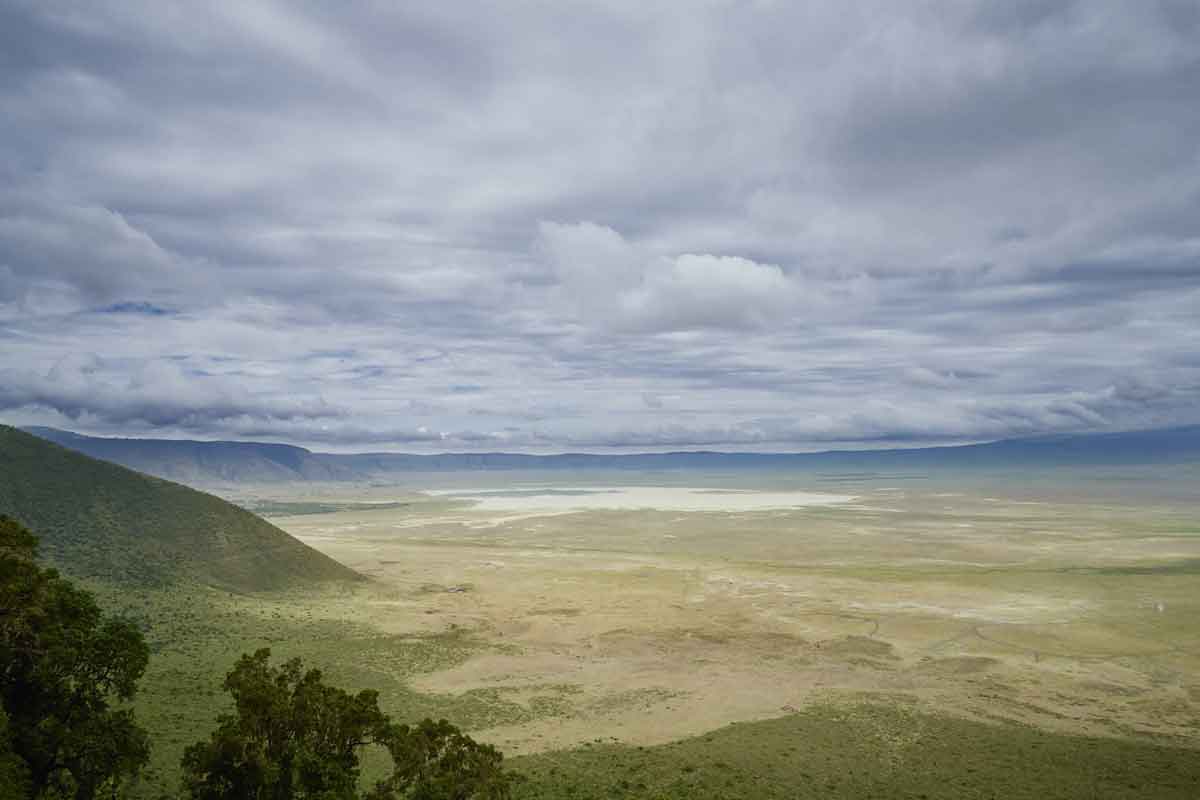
0, 425, 362, 591
0, 516, 150, 799
182, 649, 512, 800
182, 649, 385, 800
369, 719, 511, 800
0, 709, 32, 800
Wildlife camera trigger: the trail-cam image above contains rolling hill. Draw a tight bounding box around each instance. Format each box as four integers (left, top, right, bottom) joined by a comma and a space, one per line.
0, 425, 363, 591
21, 424, 1200, 485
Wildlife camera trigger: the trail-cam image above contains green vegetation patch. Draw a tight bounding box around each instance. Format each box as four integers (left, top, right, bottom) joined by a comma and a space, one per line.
0, 425, 362, 591
587, 688, 683, 716
511, 700, 1200, 799
818, 635, 898, 661
85, 584, 566, 796
1074, 559, 1200, 576
247, 500, 414, 517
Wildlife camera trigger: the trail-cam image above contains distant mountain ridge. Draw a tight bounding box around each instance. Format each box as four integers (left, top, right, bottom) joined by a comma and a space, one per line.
20, 424, 1200, 485
23, 426, 355, 483
0, 425, 363, 590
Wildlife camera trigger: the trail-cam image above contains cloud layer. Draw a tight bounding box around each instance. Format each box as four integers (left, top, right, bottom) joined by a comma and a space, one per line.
1, 0, 1197, 451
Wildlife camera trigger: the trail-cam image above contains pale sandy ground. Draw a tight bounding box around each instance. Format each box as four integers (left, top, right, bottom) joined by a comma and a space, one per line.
268, 481, 1200, 754
424, 486, 858, 512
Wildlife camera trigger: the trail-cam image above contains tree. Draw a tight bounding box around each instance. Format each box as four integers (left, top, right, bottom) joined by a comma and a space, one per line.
0, 516, 150, 799
182, 649, 512, 800
0, 709, 32, 800
368, 719, 510, 800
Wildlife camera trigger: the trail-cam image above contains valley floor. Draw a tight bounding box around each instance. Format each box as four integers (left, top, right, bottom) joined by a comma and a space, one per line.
275, 479, 1200, 753
112, 471, 1200, 796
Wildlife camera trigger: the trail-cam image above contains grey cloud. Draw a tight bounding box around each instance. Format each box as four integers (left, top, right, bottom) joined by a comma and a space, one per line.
0, 355, 342, 428
0, 193, 187, 309
0, 1, 1197, 450
560, 379, 1197, 450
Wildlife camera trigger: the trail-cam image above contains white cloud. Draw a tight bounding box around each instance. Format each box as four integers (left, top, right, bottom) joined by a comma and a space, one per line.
539, 221, 815, 331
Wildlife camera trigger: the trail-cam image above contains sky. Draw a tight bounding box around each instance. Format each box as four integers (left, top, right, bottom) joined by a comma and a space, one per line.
1, 1, 1198, 453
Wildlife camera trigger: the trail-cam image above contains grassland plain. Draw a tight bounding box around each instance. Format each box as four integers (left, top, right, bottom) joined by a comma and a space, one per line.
91, 574, 1200, 799
508, 699, 1200, 799
33, 468, 1200, 797
86, 581, 584, 796
261, 480, 1200, 783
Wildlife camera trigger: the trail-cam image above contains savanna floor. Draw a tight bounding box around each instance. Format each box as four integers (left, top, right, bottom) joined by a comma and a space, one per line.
272, 478, 1200, 752
114, 472, 1200, 795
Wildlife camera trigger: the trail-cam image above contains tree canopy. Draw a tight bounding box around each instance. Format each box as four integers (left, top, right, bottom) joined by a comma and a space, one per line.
0, 515, 150, 799
182, 649, 512, 800
0, 513, 511, 799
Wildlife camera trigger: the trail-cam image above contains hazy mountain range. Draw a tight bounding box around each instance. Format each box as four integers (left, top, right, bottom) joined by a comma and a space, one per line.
21, 424, 1200, 485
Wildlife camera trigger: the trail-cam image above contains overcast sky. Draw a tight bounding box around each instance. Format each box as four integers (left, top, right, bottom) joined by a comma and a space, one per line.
1, 1, 1198, 452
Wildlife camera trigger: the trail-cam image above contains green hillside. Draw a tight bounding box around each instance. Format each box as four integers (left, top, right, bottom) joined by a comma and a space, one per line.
512, 701, 1200, 800
0, 425, 362, 591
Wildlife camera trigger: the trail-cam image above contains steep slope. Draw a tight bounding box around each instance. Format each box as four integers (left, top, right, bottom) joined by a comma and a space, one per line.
0, 425, 362, 591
